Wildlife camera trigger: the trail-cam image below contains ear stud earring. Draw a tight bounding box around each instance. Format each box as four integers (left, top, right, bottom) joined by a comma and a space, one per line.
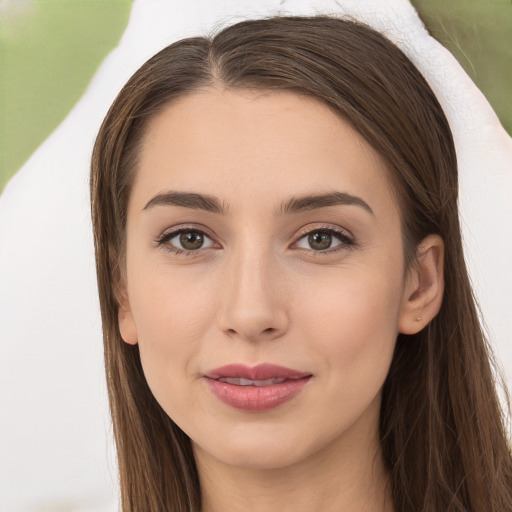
414, 316, 423, 322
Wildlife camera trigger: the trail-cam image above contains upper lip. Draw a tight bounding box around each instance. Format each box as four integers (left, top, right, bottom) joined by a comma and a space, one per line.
204, 363, 311, 381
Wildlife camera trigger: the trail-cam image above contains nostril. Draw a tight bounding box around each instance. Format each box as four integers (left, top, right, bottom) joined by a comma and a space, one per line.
219, 307, 289, 341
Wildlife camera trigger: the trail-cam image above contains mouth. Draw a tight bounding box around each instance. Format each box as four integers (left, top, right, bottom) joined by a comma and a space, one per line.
205, 363, 311, 381
215, 377, 288, 386
204, 363, 312, 412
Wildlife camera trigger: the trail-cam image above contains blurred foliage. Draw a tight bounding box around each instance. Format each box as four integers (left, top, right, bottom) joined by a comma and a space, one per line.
0, 0, 510, 192
412, 0, 512, 134
0, 0, 132, 191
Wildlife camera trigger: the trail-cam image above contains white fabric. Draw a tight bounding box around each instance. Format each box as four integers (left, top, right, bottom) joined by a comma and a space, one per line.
0, 0, 510, 510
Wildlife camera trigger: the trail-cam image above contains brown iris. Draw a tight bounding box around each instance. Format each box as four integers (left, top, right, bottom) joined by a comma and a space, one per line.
180, 231, 204, 250
308, 231, 332, 250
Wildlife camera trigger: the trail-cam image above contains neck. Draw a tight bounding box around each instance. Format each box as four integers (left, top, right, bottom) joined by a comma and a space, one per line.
194, 408, 393, 512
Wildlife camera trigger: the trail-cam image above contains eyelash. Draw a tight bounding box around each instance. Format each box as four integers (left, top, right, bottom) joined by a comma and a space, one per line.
154, 224, 355, 256
295, 225, 354, 256
155, 225, 217, 256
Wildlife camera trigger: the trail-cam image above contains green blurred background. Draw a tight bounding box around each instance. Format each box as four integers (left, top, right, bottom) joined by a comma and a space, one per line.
0, 0, 510, 192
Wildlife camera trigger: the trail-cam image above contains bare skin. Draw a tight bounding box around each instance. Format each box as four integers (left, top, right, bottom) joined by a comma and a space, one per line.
195, 391, 392, 512
118, 89, 444, 512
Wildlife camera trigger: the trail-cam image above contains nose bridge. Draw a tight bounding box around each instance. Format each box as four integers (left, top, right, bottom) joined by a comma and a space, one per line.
219, 239, 287, 341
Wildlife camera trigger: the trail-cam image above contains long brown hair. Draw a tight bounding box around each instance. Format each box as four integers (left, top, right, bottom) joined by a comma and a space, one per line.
90, 16, 512, 512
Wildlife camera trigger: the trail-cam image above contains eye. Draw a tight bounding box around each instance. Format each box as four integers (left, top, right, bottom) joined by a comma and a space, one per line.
295, 228, 353, 252
157, 228, 215, 253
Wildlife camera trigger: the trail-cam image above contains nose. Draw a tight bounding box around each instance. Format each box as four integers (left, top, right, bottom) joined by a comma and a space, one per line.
217, 248, 289, 342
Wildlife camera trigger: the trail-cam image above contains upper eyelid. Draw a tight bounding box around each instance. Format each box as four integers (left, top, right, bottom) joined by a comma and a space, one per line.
294, 223, 353, 240
157, 223, 351, 236
157, 224, 217, 241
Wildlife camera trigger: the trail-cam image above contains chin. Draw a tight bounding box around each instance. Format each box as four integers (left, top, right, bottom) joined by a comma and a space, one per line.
198, 444, 306, 471
191, 423, 326, 471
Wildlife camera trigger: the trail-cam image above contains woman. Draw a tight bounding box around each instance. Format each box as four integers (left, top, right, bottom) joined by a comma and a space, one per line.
90, 16, 512, 512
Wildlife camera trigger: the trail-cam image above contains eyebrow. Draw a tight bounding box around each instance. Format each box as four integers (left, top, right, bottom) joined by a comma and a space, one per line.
142, 190, 373, 216
280, 192, 374, 216
143, 191, 228, 214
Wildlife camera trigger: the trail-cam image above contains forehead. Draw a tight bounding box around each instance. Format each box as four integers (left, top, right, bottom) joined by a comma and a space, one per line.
131, 88, 396, 217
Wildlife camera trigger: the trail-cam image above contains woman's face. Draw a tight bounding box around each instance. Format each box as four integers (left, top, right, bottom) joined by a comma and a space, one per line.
119, 88, 411, 469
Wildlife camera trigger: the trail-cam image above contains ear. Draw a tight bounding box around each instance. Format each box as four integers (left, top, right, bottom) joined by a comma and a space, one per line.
398, 234, 444, 335
116, 280, 138, 345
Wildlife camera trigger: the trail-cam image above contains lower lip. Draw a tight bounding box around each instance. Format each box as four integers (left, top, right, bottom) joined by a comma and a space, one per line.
205, 377, 311, 412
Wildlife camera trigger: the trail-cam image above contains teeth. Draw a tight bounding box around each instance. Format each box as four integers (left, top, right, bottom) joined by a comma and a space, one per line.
218, 377, 286, 386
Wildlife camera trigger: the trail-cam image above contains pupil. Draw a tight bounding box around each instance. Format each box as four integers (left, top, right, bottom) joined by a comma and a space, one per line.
180, 231, 204, 250
309, 232, 332, 250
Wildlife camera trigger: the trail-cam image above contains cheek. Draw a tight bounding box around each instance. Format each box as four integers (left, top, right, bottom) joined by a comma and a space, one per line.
131, 260, 218, 339
295, 265, 402, 382
127, 264, 219, 400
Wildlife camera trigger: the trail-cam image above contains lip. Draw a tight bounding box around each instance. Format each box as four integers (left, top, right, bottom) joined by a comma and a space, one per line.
204, 363, 312, 412
205, 363, 311, 381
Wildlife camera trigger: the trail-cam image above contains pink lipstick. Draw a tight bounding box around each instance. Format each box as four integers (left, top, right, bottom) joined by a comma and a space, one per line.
204, 363, 312, 412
